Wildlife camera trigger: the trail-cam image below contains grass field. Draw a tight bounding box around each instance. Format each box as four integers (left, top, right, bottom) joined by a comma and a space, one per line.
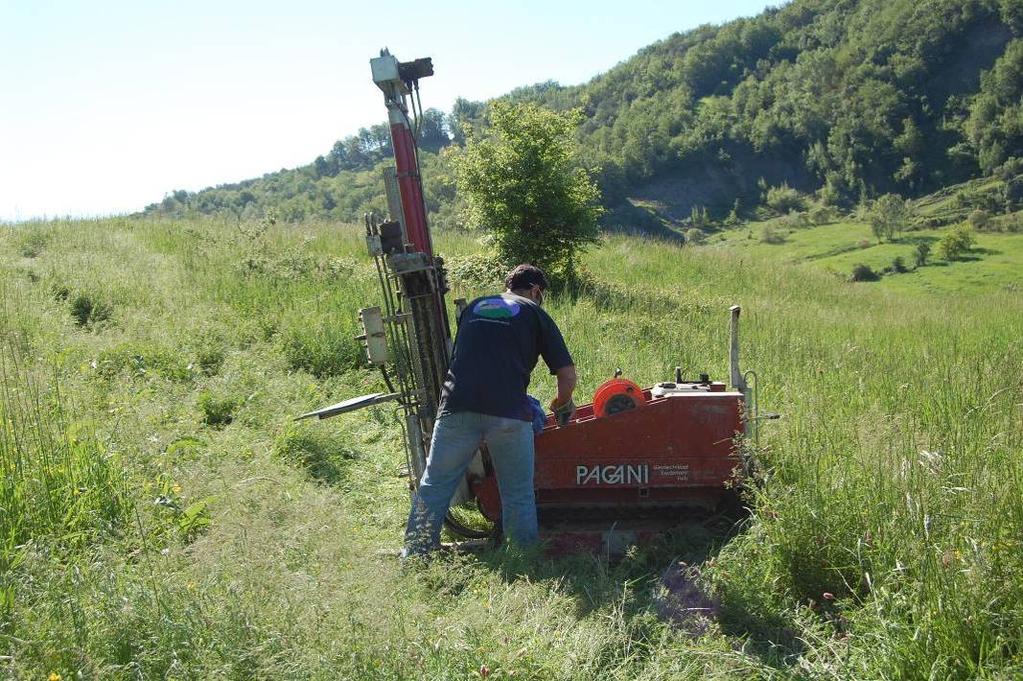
1, 214, 1021, 679
712, 217, 1023, 295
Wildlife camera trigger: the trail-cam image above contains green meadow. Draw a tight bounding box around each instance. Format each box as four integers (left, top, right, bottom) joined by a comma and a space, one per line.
1, 214, 1021, 679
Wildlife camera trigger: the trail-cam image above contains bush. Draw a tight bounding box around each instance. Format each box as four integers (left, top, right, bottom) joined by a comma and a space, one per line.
851, 264, 880, 282
760, 225, 787, 244
891, 256, 908, 273
1004, 177, 1023, 212
69, 292, 113, 327
938, 226, 976, 261
968, 209, 992, 231
995, 156, 1023, 181
915, 242, 931, 267
808, 205, 836, 225
685, 228, 707, 246
778, 212, 810, 230
447, 252, 509, 291
765, 184, 807, 215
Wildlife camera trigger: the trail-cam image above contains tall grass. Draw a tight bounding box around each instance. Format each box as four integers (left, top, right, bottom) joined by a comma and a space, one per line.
0, 284, 129, 625
0, 217, 1020, 678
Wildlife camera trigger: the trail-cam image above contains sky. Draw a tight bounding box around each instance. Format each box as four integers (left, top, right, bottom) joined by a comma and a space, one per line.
1, 0, 777, 222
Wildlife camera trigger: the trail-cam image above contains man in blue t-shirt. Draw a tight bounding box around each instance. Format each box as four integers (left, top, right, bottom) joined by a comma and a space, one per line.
403, 264, 577, 557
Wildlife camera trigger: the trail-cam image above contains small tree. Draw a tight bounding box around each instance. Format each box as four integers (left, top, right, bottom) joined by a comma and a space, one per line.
455, 102, 602, 285
937, 226, 976, 261
870, 193, 910, 242
914, 242, 931, 267
685, 228, 707, 245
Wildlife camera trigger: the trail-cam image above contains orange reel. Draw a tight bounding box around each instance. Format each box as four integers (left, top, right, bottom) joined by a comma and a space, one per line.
593, 378, 646, 418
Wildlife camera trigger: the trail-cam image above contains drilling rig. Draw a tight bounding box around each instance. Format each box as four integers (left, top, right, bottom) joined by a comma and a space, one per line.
298, 50, 767, 552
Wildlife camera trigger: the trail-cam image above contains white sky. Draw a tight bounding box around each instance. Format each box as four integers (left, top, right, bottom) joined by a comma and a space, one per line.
1, 0, 777, 221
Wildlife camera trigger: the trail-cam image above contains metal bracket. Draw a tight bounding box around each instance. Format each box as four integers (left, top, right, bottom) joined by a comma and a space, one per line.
295, 392, 400, 420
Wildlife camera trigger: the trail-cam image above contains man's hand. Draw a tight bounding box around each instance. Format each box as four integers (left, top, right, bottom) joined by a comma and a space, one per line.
551, 365, 577, 425
550, 395, 576, 426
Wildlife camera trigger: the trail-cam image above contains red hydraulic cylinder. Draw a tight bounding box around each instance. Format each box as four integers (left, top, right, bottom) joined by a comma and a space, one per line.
388, 114, 433, 257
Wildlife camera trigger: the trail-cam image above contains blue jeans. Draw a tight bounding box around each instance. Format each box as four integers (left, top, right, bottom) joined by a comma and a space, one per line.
403, 411, 538, 556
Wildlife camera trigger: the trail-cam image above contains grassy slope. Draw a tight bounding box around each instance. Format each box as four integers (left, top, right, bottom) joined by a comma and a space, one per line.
1, 217, 1021, 679
711, 217, 1023, 295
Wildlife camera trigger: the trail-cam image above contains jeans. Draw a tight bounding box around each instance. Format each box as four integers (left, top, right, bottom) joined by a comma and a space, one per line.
403, 411, 538, 556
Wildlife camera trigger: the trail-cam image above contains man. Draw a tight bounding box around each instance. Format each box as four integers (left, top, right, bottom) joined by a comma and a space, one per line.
403, 264, 577, 557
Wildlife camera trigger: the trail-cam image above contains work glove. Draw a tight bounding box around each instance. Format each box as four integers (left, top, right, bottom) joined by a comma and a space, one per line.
550, 397, 576, 426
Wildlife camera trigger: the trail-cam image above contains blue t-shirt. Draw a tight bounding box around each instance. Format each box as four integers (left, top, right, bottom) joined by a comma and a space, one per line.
439, 293, 573, 421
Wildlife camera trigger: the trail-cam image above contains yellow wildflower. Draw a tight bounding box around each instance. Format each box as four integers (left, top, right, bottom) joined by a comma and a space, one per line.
172, 483, 182, 494
49, 673, 62, 681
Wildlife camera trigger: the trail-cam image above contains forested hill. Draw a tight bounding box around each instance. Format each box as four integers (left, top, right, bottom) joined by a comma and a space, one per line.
146, 0, 1023, 226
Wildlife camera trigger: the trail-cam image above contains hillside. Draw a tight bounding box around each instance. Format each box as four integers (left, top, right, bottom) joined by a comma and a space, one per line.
145, 0, 1023, 231
2, 215, 1021, 677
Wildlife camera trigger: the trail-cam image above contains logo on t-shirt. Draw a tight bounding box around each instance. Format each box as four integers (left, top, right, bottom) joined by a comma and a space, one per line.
472, 297, 521, 320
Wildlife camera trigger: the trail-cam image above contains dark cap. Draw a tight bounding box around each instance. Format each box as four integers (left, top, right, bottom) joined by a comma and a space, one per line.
504, 264, 549, 292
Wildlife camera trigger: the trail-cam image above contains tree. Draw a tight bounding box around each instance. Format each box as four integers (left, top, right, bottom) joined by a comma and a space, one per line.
450, 98, 486, 146
417, 108, 450, 153
870, 194, 910, 242
454, 102, 602, 283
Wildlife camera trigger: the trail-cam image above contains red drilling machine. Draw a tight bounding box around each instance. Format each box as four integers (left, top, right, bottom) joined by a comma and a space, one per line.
297, 51, 766, 553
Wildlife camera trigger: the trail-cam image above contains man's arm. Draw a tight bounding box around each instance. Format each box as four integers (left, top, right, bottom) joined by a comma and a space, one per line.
553, 365, 577, 407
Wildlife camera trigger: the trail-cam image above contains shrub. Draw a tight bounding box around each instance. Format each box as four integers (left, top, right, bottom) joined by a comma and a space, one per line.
808, 205, 836, 225
1004, 177, 1023, 213
851, 264, 880, 282
765, 183, 807, 215
858, 239, 872, 250
915, 242, 931, 267
995, 156, 1023, 181
968, 209, 992, 231
938, 226, 976, 261
778, 212, 810, 230
685, 228, 707, 246
69, 292, 113, 327
447, 252, 509, 291
760, 225, 787, 244
891, 256, 908, 273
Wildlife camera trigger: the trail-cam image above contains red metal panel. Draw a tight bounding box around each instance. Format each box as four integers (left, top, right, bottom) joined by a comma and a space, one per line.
473, 390, 744, 520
